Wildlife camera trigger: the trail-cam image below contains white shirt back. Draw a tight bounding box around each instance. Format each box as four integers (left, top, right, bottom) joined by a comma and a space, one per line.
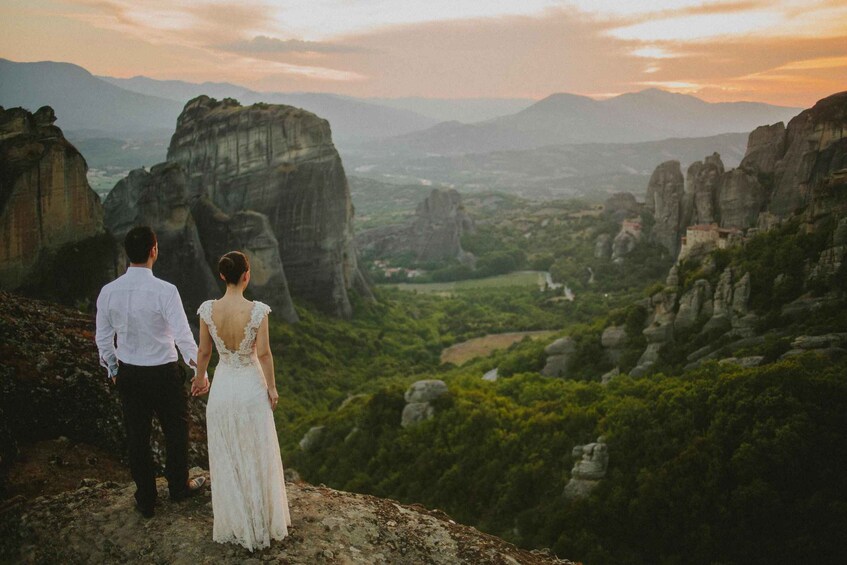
95, 267, 198, 376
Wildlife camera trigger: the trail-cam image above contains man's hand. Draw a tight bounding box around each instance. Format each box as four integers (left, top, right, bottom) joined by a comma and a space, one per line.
191, 374, 210, 396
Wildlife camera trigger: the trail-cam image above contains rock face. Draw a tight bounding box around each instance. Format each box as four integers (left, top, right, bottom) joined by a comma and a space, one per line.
0, 475, 574, 565
0, 292, 208, 495
166, 96, 362, 319
103, 163, 219, 317
645, 160, 685, 256
541, 337, 576, 378
357, 188, 475, 263
642, 91, 847, 258
401, 380, 449, 427
0, 106, 118, 305
684, 153, 724, 225
602, 191, 640, 222
564, 438, 609, 498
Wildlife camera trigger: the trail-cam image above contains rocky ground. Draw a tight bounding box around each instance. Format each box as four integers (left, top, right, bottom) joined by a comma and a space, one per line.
1, 470, 576, 565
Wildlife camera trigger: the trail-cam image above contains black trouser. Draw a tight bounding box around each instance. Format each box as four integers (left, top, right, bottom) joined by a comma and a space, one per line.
116, 361, 189, 509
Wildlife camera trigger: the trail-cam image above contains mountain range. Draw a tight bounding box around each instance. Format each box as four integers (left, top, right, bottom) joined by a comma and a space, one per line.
383, 89, 801, 155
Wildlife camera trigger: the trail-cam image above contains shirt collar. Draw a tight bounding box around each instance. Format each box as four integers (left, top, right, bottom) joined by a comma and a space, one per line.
126, 266, 154, 277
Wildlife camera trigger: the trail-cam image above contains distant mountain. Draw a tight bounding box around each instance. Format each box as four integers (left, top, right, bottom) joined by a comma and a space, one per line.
0, 58, 182, 135
386, 88, 802, 155
361, 97, 535, 123
100, 75, 438, 146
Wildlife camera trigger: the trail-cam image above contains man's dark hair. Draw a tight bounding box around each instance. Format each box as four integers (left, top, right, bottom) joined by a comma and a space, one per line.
124, 226, 157, 264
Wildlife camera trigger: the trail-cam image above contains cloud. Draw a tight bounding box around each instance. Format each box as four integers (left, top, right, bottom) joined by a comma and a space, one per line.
218, 36, 365, 55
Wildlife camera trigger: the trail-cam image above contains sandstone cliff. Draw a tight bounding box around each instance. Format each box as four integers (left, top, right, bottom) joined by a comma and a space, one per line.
166, 96, 361, 319
0, 106, 118, 305
356, 187, 475, 263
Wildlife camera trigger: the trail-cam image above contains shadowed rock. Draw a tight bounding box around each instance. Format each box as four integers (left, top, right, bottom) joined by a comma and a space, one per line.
0, 105, 119, 305
167, 96, 363, 319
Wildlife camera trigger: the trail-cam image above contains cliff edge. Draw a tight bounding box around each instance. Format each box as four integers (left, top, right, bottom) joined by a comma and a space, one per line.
2, 473, 574, 564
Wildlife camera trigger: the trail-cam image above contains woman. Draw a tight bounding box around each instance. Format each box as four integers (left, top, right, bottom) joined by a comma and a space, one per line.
195, 251, 291, 551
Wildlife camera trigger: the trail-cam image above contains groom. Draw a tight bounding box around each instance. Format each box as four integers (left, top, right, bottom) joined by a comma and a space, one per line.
95, 226, 210, 518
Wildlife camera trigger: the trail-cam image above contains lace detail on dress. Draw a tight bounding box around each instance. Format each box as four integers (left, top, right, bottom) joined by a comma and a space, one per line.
198, 300, 272, 370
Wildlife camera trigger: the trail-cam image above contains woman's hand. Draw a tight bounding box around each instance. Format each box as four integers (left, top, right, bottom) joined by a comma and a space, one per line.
267, 388, 279, 410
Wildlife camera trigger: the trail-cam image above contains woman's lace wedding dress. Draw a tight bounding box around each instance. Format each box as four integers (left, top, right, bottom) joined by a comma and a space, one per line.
198, 300, 291, 551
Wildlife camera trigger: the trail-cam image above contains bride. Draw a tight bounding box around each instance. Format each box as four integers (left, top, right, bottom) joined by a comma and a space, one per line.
194, 251, 291, 551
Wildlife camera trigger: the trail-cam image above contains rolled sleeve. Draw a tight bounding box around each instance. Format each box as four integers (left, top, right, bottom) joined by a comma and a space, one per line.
164, 286, 198, 372
95, 290, 118, 378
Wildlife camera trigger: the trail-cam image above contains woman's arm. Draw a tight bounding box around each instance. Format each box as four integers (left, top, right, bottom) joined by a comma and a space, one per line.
255, 315, 278, 409
192, 318, 213, 396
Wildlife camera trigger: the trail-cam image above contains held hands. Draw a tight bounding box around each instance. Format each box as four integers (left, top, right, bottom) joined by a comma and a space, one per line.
191, 374, 210, 396
267, 388, 279, 410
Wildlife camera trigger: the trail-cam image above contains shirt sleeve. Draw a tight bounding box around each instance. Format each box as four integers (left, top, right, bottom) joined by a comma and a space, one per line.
94, 289, 118, 379
164, 286, 199, 373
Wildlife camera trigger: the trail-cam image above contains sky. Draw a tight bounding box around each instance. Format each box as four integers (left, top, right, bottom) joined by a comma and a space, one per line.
1, 0, 846, 106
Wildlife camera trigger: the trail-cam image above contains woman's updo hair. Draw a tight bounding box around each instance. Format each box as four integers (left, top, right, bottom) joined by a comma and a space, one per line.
218, 251, 250, 285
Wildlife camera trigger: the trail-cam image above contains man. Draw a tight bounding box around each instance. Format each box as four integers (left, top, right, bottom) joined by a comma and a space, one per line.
95, 226, 210, 518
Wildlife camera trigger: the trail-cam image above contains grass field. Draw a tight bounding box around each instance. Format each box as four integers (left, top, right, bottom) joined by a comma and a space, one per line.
389, 271, 546, 294
440, 330, 557, 365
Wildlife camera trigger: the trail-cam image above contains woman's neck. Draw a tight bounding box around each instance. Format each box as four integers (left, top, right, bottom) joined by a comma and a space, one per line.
223, 285, 245, 299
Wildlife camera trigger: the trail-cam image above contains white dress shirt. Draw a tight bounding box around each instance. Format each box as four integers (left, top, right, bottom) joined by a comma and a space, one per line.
95, 266, 198, 378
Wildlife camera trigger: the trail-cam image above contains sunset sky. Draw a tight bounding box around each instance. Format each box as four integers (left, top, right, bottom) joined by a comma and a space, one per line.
2, 0, 846, 106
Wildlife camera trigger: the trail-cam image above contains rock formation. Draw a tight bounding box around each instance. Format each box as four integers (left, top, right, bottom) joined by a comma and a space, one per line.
602, 191, 641, 222
0, 106, 119, 305
0, 474, 574, 564
103, 163, 220, 316
644, 160, 685, 256
401, 379, 449, 427
541, 337, 576, 378
642, 91, 847, 258
357, 188, 475, 264
563, 437, 609, 498
165, 96, 364, 319
684, 152, 724, 225
0, 291, 208, 497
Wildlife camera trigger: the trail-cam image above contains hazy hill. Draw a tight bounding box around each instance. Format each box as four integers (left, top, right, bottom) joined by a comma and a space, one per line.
0, 58, 182, 136
363, 96, 535, 123
100, 75, 438, 145
387, 88, 801, 154
346, 131, 750, 199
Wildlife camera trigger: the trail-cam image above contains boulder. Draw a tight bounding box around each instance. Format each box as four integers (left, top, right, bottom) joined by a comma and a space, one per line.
564, 438, 609, 499
298, 426, 325, 452
791, 333, 847, 350
718, 356, 764, 368
545, 337, 576, 356
601, 326, 627, 349
401, 403, 435, 428
404, 380, 449, 403
600, 367, 620, 385
401, 380, 449, 427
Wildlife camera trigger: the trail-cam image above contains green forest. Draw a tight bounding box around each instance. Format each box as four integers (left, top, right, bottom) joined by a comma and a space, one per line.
254, 202, 847, 565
